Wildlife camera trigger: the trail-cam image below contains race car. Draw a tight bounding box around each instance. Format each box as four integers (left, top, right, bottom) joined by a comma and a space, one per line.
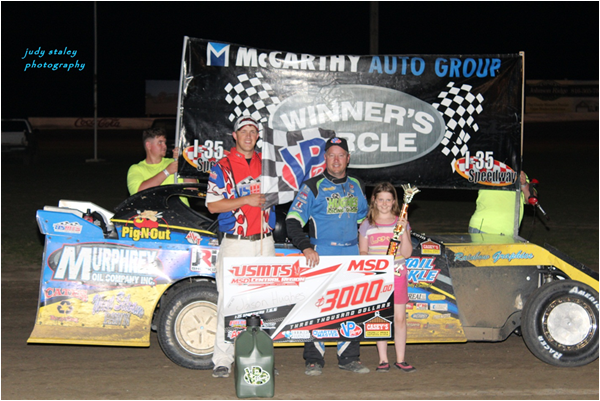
28, 183, 598, 369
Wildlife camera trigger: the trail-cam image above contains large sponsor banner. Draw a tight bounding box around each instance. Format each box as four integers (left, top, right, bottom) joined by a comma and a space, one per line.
222, 246, 468, 344
222, 256, 395, 343
177, 37, 523, 206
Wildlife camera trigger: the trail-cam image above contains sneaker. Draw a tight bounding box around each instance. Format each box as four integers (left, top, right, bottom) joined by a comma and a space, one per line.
305, 363, 323, 376
212, 366, 230, 378
339, 360, 370, 374
376, 362, 390, 373
394, 361, 416, 373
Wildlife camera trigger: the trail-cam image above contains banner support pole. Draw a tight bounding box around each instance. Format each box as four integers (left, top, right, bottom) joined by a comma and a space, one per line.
87, 1, 104, 163
370, 2, 379, 54
514, 51, 526, 236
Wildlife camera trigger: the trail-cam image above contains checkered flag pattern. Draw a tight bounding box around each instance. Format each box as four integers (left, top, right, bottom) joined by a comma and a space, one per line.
432, 82, 484, 172
480, 159, 514, 175
262, 127, 336, 208
224, 72, 281, 131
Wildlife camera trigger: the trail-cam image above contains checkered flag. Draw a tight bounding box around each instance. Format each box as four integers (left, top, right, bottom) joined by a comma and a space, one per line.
262, 127, 336, 208
432, 82, 484, 172
224, 72, 281, 148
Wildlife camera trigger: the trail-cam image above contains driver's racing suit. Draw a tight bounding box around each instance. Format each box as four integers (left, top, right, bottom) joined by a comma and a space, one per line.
286, 170, 369, 367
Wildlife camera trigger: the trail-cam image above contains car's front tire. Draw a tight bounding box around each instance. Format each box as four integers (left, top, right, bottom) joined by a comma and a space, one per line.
522, 279, 598, 367
157, 283, 218, 369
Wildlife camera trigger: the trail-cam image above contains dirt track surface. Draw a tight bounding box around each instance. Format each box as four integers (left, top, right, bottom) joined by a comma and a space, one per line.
2, 276, 598, 400
2, 121, 598, 399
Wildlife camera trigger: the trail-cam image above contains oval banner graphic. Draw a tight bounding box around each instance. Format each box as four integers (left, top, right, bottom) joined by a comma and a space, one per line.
269, 85, 446, 168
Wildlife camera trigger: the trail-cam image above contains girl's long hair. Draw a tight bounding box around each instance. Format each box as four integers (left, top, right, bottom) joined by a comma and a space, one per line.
367, 182, 401, 226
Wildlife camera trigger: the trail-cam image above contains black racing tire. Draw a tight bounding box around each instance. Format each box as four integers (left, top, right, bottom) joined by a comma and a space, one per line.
157, 283, 218, 370
521, 279, 598, 367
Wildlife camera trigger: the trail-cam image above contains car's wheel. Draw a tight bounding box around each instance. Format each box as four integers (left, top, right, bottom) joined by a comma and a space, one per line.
157, 283, 218, 369
521, 279, 598, 367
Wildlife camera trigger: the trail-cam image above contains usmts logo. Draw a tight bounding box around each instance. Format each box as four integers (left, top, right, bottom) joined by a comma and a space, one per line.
207, 42, 229, 67
228, 260, 309, 285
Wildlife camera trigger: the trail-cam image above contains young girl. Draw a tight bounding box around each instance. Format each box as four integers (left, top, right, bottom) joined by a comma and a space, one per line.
358, 182, 416, 373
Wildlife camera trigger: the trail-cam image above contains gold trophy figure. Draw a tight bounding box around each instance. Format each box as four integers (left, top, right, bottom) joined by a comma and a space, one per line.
386, 184, 420, 256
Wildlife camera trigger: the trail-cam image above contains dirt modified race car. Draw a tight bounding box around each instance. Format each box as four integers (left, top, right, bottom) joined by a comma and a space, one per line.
29, 183, 598, 368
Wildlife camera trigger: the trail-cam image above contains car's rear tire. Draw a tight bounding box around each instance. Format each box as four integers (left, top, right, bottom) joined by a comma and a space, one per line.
521, 279, 598, 367
157, 283, 218, 369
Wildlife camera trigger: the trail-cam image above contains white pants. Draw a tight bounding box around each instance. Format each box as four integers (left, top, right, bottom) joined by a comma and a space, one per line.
212, 235, 276, 370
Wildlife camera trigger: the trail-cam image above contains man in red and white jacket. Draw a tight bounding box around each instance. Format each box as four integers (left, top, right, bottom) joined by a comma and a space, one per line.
206, 116, 276, 378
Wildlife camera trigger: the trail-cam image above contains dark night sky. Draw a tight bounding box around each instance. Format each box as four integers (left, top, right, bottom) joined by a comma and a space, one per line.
2, 1, 598, 118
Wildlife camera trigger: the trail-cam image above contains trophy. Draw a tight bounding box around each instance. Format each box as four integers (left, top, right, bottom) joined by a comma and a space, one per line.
386, 184, 420, 256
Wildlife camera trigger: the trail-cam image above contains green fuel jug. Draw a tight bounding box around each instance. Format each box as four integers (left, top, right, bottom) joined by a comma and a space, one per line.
234, 315, 275, 398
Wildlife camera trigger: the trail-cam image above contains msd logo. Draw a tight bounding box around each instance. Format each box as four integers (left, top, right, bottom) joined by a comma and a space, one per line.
207, 42, 229, 67
348, 258, 390, 273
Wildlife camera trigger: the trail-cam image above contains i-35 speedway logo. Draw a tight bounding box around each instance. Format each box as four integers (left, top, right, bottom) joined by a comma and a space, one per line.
454, 151, 517, 186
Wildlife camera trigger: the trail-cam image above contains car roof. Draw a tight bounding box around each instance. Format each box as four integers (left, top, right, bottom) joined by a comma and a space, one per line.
1, 119, 32, 131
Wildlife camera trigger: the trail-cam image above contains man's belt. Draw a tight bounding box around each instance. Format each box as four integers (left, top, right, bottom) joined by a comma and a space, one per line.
224, 232, 272, 241
310, 237, 358, 247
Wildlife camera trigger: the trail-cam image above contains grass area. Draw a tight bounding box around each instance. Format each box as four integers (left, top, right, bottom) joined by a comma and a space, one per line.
2, 123, 598, 272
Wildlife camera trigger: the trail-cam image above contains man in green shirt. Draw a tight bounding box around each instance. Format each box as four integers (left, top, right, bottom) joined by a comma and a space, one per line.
127, 128, 196, 195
